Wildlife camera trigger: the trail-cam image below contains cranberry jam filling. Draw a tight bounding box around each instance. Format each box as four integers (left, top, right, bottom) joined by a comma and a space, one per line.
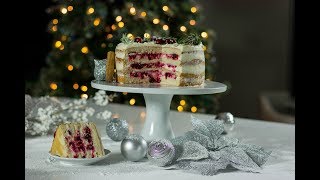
65, 126, 96, 158
128, 52, 179, 61
130, 62, 177, 70
130, 70, 176, 83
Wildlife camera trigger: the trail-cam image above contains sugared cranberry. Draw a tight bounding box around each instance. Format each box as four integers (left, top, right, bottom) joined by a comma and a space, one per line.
134, 37, 142, 43
166, 39, 176, 44
151, 36, 157, 41
155, 38, 165, 44
165, 38, 172, 44
73, 155, 79, 158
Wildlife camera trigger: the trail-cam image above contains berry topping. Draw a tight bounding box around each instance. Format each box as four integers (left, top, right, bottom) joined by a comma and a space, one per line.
155, 38, 165, 44
151, 36, 157, 41
134, 37, 142, 43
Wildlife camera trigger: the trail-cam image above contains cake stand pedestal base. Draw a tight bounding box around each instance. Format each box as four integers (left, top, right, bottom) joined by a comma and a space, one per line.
141, 94, 174, 142
91, 80, 227, 142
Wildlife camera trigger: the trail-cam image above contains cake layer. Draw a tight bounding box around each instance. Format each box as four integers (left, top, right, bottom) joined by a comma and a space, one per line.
50, 122, 105, 158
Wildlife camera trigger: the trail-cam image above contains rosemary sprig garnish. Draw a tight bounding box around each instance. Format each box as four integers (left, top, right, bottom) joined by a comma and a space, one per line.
120, 34, 133, 43
178, 33, 201, 45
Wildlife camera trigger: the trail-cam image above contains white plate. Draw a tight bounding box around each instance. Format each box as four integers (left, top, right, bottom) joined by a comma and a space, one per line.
48, 149, 111, 166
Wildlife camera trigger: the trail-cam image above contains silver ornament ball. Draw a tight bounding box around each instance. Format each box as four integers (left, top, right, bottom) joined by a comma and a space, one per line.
215, 112, 235, 132
106, 118, 129, 141
147, 139, 175, 167
121, 134, 147, 162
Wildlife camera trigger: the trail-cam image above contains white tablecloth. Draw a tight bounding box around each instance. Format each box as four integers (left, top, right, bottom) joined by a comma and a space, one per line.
25, 103, 295, 180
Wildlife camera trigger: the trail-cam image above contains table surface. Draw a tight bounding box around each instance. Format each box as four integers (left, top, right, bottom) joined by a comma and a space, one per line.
25, 103, 295, 180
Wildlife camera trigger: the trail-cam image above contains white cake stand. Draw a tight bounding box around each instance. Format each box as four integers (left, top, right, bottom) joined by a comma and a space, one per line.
91, 80, 227, 141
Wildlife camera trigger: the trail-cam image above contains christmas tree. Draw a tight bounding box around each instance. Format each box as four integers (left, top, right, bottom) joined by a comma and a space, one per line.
26, 0, 226, 114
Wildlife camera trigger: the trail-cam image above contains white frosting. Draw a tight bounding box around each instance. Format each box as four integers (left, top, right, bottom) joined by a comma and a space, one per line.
181, 51, 205, 62
182, 64, 205, 74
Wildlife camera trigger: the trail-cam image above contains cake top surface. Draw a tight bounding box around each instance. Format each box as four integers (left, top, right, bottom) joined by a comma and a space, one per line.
117, 34, 203, 51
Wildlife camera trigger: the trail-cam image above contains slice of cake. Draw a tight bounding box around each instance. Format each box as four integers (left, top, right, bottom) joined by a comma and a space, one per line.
50, 122, 105, 158
115, 35, 205, 86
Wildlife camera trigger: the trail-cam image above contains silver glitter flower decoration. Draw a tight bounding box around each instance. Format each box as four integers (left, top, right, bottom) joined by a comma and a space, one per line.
169, 115, 272, 175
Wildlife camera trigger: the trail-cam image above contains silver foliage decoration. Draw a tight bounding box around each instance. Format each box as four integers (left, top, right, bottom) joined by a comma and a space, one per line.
168, 115, 272, 175
25, 90, 115, 136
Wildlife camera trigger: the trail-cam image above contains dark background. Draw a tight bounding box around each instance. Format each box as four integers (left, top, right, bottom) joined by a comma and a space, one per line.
24, 0, 294, 120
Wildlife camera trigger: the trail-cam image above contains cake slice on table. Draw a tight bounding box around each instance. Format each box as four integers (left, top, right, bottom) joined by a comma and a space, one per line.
50, 122, 105, 158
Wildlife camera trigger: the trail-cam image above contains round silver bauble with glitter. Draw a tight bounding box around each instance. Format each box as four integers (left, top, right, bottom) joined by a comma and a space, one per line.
94, 59, 106, 80
121, 134, 148, 162
147, 139, 175, 167
215, 112, 235, 132
106, 118, 129, 141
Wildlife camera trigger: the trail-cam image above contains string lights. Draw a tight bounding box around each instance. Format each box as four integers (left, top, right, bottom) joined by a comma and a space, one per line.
191, 6, 197, 13
52, 25, 57, 32
129, 7, 136, 15
93, 18, 101, 26
118, 21, 124, 28
61, 7, 68, 14
67, 6, 73, 11
67, 65, 73, 71
81, 46, 89, 54
129, 98, 136, 105
81, 94, 88, 99
87, 7, 94, 14
73, 83, 79, 90
153, 18, 160, 24
127, 33, 134, 40
55, 41, 62, 48
107, 34, 113, 39
189, 20, 196, 26
80, 85, 88, 92
180, 26, 187, 32
52, 19, 58, 25
115, 16, 122, 22
144, 33, 150, 38
111, 24, 117, 30
140, 11, 147, 17
162, 6, 169, 11
203, 45, 207, 51
191, 106, 197, 113
177, 106, 183, 112
180, 100, 186, 106
201, 32, 208, 38
50, 83, 58, 90
163, 25, 169, 31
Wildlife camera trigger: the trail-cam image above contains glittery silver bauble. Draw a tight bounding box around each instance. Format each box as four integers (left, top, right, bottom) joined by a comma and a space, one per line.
106, 118, 129, 141
147, 139, 175, 167
215, 112, 235, 132
121, 134, 148, 161
94, 59, 106, 80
